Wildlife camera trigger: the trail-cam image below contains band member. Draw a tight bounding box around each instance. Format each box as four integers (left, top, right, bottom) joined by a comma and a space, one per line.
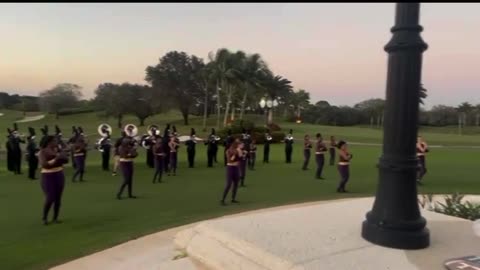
97, 131, 112, 171
141, 133, 155, 169
302, 134, 313, 170
39, 134, 69, 225
315, 133, 328, 179
68, 126, 78, 170
162, 124, 171, 173
416, 136, 429, 185
152, 132, 165, 183
221, 140, 241, 206
239, 141, 248, 187
6, 128, 14, 173
185, 128, 197, 168
112, 131, 126, 176
241, 129, 252, 168
72, 128, 87, 182
206, 128, 219, 167
329, 136, 337, 166
11, 124, 25, 175
26, 127, 39, 180
263, 129, 273, 163
337, 140, 353, 193
284, 129, 294, 163
223, 129, 234, 166
117, 136, 138, 199
168, 136, 179, 176
248, 139, 257, 170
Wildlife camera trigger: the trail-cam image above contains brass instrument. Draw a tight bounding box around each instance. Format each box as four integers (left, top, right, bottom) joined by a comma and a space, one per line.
123, 124, 139, 148
96, 124, 112, 152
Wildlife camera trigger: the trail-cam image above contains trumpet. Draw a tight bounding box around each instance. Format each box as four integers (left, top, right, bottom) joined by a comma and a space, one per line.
266, 134, 273, 141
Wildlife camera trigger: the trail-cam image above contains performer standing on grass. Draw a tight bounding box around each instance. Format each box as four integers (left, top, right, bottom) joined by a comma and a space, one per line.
11, 123, 25, 175
302, 134, 313, 170
112, 131, 126, 176
263, 129, 272, 163
416, 136, 429, 185
284, 129, 294, 163
337, 140, 353, 193
168, 136, 179, 176
39, 135, 69, 225
185, 128, 197, 168
248, 139, 257, 170
239, 141, 248, 187
152, 131, 165, 183
117, 135, 138, 200
6, 128, 13, 173
206, 128, 218, 167
98, 131, 112, 172
162, 124, 171, 173
68, 126, 78, 170
329, 135, 337, 166
315, 133, 328, 180
26, 127, 39, 180
72, 128, 87, 182
221, 140, 241, 206
223, 129, 234, 166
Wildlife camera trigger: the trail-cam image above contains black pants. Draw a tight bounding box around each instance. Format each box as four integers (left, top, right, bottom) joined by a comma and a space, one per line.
213, 147, 218, 163
102, 152, 110, 171
207, 150, 214, 167
28, 157, 38, 179
13, 152, 22, 174
285, 146, 292, 163
263, 146, 270, 163
187, 149, 195, 168
302, 149, 311, 170
329, 148, 335, 166
146, 149, 154, 168
118, 161, 134, 197
316, 154, 325, 178
248, 153, 256, 170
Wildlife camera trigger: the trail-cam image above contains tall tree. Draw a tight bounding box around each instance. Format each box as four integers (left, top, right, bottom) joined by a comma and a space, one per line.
146, 51, 203, 125
239, 53, 269, 120
39, 83, 82, 119
261, 73, 293, 124
94, 83, 131, 128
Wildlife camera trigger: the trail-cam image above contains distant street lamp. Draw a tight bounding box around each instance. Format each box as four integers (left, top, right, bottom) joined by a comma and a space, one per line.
259, 97, 278, 126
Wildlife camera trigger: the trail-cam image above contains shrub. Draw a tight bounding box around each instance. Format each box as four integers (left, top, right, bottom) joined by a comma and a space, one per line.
421, 193, 480, 221
217, 120, 285, 144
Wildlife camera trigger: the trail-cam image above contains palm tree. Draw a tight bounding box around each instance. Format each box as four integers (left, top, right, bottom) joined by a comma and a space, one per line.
261, 72, 293, 125
238, 53, 269, 120
208, 49, 246, 127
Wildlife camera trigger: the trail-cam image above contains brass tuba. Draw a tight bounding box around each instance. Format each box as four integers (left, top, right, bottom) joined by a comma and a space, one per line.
97, 123, 112, 138
96, 124, 112, 152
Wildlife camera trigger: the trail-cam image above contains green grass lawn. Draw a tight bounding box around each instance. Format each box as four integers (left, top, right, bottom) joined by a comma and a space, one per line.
1, 110, 480, 270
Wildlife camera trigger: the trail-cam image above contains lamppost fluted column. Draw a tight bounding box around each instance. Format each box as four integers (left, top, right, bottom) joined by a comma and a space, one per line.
361, 3, 429, 250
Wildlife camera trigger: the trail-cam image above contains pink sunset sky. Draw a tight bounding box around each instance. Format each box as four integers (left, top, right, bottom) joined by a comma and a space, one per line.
1, 3, 479, 108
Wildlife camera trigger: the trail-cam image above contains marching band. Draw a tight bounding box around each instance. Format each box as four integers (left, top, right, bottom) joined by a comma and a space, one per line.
5, 121, 428, 224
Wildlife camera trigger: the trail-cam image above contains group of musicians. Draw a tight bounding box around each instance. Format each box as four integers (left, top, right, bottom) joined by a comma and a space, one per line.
4, 122, 429, 225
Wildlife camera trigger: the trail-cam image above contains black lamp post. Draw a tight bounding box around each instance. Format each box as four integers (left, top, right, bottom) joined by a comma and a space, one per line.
361, 3, 430, 249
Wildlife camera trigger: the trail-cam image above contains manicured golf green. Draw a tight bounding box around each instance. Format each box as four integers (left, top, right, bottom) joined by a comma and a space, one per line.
1, 110, 480, 270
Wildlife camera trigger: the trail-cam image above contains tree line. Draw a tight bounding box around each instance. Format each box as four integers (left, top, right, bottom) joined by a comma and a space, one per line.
2, 49, 479, 129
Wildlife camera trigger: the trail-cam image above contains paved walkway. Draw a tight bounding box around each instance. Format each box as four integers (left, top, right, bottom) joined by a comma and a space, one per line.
51, 196, 480, 270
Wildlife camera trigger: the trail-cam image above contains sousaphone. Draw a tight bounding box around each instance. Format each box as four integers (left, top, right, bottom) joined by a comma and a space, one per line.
147, 124, 160, 136
97, 123, 113, 138
124, 124, 138, 138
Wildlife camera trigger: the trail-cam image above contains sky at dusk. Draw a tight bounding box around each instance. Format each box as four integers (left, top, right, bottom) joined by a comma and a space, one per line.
1, 3, 480, 108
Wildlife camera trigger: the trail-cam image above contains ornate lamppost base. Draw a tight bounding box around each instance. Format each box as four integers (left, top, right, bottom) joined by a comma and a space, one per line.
362, 219, 430, 250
